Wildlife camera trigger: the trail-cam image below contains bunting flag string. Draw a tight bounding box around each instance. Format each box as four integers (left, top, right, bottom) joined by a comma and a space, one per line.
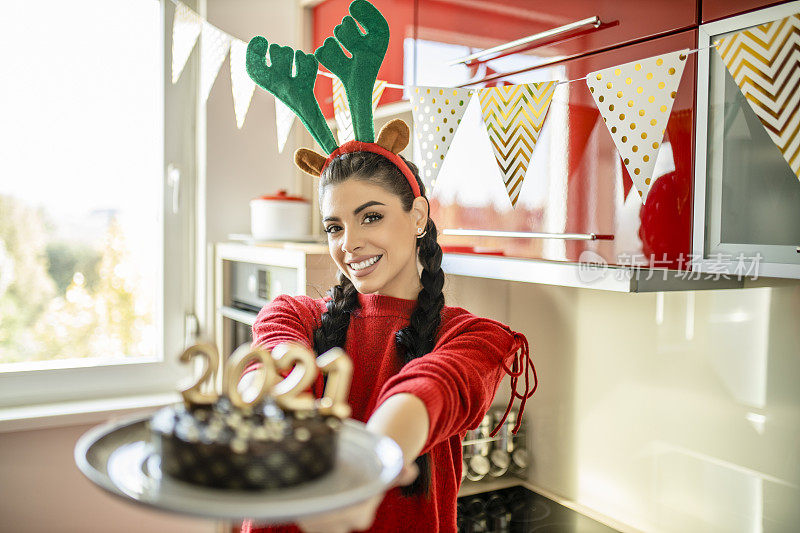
478, 83, 556, 207
167, 0, 799, 206
716, 13, 800, 180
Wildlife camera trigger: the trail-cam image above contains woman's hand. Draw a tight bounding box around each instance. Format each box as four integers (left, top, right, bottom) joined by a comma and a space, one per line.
296, 462, 419, 533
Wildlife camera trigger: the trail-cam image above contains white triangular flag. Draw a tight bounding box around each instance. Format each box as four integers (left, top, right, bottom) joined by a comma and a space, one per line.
586, 49, 688, 203
275, 99, 296, 153
229, 39, 255, 129
171, 2, 202, 84
409, 86, 474, 193
199, 21, 232, 104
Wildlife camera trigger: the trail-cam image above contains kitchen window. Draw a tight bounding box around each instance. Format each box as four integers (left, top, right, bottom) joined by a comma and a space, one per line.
0, 0, 195, 408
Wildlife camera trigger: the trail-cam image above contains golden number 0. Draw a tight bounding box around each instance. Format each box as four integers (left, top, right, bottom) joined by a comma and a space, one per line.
223, 343, 279, 411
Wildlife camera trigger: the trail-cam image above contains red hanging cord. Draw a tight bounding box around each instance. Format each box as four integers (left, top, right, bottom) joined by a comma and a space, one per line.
489, 331, 537, 437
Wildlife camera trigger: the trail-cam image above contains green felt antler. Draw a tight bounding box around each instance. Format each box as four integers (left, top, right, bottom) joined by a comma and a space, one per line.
314, 0, 389, 143
246, 37, 338, 155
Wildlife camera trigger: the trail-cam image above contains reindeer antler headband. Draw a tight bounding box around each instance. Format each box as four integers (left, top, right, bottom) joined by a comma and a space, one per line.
245, 0, 420, 198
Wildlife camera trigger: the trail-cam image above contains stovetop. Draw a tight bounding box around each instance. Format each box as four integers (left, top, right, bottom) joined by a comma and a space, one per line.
457, 485, 620, 533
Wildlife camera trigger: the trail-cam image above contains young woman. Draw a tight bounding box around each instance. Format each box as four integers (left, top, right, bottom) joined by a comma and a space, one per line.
241, 128, 534, 533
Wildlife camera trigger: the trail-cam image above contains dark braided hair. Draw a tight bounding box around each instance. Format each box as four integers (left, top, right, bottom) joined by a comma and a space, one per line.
313, 150, 445, 498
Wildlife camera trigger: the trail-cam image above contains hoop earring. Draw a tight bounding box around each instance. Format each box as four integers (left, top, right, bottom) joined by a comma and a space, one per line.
416, 228, 427, 239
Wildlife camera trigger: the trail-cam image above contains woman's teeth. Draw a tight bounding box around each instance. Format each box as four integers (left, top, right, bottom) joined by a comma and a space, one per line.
349, 255, 382, 271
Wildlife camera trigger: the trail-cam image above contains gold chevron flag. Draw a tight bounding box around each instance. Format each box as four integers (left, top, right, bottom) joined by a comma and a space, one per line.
332, 78, 387, 145
586, 50, 689, 204
409, 87, 474, 193
478, 83, 557, 207
717, 13, 800, 180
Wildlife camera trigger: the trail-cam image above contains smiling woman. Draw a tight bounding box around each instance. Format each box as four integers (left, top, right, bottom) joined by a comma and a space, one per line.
244, 122, 536, 533
243, 2, 535, 530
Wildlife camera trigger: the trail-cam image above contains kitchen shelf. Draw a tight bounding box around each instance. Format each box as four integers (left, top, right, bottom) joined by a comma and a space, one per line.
442, 253, 746, 293
218, 306, 258, 327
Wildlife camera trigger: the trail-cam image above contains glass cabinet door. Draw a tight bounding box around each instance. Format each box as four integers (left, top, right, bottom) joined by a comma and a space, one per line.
695, 2, 800, 279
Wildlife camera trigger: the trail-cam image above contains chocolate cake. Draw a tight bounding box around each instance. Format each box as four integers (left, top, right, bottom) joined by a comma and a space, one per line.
149, 397, 341, 490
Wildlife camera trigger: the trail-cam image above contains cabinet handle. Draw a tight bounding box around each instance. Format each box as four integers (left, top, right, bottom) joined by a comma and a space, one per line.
443, 229, 614, 241
449, 16, 602, 66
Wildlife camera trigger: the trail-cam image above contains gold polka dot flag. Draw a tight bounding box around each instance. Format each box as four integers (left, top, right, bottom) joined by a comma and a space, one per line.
478, 82, 557, 207
586, 50, 689, 203
332, 78, 387, 145
717, 13, 800, 181
408, 86, 474, 193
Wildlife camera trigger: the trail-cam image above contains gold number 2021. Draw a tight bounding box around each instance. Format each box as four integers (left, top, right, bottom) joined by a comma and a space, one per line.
179, 342, 352, 419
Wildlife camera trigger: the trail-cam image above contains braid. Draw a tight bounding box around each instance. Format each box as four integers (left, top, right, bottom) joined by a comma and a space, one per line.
313, 271, 360, 355
395, 220, 444, 361
395, 213, 445, 499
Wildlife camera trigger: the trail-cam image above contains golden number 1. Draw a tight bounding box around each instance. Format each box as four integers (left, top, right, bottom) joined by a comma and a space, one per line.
315, 347, 353, 419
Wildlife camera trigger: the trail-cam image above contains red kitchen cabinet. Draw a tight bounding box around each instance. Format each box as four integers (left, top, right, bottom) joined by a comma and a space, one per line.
427, 30, 698, 269
701, 0, 789, 23
312, 0, 413, 118
413, 0, 697, 89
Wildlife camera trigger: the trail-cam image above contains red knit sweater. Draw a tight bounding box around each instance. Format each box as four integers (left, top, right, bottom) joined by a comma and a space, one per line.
241, 292, 536, 533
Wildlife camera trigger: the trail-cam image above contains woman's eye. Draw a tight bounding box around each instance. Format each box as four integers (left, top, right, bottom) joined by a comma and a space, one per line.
364, 212, 382, 224
324, 225, 341, 234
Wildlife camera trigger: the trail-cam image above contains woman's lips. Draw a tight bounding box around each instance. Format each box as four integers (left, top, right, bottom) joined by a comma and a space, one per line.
349, 255, 382, 278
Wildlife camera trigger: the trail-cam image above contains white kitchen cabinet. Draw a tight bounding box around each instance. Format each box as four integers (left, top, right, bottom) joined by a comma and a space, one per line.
694, 1, 800, 279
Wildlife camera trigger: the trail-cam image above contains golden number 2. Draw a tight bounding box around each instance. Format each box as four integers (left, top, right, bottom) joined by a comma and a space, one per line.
271, 342, 319, 411
179, 343, 220, 406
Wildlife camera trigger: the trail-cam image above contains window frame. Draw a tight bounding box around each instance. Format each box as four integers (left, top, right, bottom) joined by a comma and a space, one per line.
0, 0, 198, 408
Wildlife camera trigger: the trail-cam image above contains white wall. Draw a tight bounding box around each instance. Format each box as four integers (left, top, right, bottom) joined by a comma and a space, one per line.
204, 0, 303, 246
0, 420, 217, 533
500, 280, 800, 533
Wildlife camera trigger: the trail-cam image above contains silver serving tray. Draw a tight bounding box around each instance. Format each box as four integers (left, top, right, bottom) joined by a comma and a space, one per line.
74, 413, 403, 522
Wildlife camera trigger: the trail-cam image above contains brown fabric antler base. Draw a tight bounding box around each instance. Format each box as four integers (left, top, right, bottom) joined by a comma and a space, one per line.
294, 119, 410, 177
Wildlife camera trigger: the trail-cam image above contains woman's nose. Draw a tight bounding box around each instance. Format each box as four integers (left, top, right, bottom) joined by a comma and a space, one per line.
340, 226, 363, 253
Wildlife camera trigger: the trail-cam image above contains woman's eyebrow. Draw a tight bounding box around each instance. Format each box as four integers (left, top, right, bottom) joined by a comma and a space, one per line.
353, 200, 386, 214
323, 201, 386, 222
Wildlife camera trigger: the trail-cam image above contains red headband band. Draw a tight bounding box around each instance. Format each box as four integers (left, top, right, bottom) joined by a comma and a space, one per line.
320, 140, 421, 198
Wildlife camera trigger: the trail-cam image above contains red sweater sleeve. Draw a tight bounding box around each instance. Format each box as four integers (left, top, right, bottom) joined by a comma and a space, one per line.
372, 316, 517, 456
250, 294, 320, 353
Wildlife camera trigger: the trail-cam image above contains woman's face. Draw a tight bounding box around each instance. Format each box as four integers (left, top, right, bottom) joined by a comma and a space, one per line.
321, 178, 428, 300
